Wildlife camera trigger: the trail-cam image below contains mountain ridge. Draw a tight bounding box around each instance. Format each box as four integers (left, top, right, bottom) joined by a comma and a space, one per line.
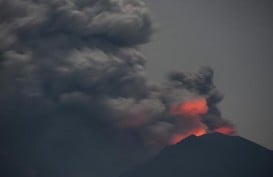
119, 133, 273, 177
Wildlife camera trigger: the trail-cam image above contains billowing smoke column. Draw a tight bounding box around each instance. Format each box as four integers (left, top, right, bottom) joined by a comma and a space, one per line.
0, 0, 235, 176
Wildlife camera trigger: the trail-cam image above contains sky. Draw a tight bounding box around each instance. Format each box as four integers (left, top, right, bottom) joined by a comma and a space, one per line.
143, 0, 273, 149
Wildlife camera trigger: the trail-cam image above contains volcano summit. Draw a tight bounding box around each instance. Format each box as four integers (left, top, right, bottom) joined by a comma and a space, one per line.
119, 133, 273, 177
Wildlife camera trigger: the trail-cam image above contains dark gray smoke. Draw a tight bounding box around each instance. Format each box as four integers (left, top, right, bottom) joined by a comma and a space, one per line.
0, 0, 234, 177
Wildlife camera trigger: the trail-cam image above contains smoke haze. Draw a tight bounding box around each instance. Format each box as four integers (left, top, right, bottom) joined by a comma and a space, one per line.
0, 0, 234, 176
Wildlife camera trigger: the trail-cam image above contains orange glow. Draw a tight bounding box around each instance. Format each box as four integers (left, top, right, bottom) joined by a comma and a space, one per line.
194, 128, 207, 136
169, 128, 207, 145
213, 126, 235, 135
170, 98, 208, 117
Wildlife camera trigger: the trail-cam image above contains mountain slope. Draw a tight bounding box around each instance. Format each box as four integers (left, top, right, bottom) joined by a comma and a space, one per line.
119, 133, 273, 177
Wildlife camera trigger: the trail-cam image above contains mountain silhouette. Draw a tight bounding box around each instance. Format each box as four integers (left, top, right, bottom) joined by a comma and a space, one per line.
119, 133, 273, 177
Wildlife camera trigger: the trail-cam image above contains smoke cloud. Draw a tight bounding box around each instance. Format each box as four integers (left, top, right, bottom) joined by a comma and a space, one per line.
0, 0, 234, 176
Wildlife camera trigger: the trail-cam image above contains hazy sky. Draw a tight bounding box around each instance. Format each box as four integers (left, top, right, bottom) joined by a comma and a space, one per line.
143, 0, 273, 148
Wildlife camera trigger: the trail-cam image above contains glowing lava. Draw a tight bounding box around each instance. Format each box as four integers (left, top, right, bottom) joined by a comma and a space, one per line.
169, 128, 207, 145
167, 98, 235, 145
213, 125, 235, 135
170, 98, 208, 117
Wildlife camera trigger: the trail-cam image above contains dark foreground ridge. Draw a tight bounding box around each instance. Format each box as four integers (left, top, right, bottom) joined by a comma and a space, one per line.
119, 133, 273, 177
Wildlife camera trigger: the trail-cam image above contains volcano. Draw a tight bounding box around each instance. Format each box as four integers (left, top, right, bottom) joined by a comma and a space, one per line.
119, 133, 273, 177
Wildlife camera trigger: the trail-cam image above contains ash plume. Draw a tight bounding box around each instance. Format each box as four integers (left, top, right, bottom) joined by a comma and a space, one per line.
0, 0, 234, 176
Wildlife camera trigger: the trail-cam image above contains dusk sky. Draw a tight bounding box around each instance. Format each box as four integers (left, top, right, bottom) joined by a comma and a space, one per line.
143, 0, 273, 149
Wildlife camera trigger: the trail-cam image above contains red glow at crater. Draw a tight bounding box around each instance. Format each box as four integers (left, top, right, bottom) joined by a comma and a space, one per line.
213, 125, 235, 135
169, 128, 207, 145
